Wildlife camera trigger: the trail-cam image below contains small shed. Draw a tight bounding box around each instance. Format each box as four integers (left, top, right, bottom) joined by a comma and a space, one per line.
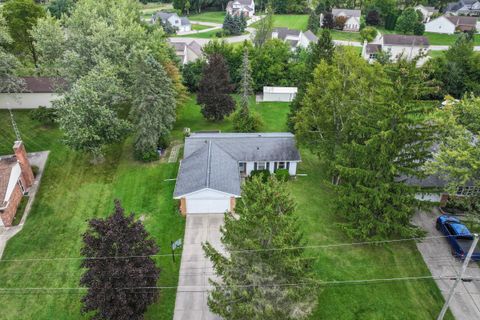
263, 86, 298, 102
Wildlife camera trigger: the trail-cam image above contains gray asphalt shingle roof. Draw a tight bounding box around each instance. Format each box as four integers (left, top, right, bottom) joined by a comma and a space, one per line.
383, 34, 429, 46
174, 133, 300, 197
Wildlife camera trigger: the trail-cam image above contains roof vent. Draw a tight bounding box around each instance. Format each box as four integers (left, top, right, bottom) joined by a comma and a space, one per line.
256, 147, 260, 150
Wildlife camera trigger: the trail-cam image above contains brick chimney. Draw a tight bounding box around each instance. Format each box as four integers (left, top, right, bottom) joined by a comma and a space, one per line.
13, 141, 34, 190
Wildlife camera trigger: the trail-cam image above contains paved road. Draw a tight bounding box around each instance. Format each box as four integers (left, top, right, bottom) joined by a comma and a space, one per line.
413, 210, 480, 320
173, 214, 224, 320
0, 151, 49, 259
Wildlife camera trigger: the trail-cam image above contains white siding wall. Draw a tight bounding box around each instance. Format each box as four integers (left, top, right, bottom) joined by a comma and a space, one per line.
383, 45, 429, 65
425, 17, 455, 34
288, 162, 297, 175
246, 162, 255, 175
344, 17, 360, 31
0, 93, 61, 109
263, 92, 296, 102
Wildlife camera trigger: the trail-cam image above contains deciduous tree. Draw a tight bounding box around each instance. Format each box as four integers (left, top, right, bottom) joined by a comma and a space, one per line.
47, 0, 75, 19
80, 200, 160, 320
197, 53, 235, 121
0, 13, 24, 93
203, 176, 318, 319
3, 0, 45, 67
254, 3, 274, 47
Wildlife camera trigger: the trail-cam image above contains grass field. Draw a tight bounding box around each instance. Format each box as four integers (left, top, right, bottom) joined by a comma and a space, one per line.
191, 23, 211, 31
328, 29, 362, 42
177, 29, 221, 38
250, 14, 309, 31
0, 96, 451, 319
187, 11, 225, 23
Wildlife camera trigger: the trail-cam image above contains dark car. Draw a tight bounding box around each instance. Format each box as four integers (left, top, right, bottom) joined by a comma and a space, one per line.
436, 215, 480, 261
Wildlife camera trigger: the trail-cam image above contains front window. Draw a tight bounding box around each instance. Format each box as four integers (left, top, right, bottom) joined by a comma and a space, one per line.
277, 161, 286, 170
257, 161, 266, 170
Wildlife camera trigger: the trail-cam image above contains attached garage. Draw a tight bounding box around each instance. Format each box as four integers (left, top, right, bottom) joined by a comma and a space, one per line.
178, 189, 235, 215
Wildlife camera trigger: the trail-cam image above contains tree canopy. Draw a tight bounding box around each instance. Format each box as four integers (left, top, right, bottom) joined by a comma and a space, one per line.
203, 176, 318, 319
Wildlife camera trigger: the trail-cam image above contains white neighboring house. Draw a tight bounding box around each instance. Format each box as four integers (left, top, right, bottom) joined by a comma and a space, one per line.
263, 86, 297, 102
0, 77, 64, 109
425, 15, 479, 34
151, 12, 191, 32
331, 8, 361, 32
271, 28, 318, 49
169, 40, 203, 65
362, 34, 430, 65
414, 5, 439, 22
445, 0, 480, 16
226, 0, 255, 17
173, 133, 301, 215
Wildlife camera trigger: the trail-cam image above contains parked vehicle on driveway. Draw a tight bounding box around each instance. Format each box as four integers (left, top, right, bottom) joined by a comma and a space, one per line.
436, 215, 480, 261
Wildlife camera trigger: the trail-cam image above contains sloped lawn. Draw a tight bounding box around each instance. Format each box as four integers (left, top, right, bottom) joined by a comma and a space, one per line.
187, 11, 225, 24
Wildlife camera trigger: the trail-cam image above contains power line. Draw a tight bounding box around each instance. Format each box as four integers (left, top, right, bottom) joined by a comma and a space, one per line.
0, 234, 460, 263
0, 274, 472, 294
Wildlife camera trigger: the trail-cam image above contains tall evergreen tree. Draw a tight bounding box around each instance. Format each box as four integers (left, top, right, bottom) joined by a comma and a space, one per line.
130, 51, 176, 161
80, 200, 160, 320
203, 176, 318, 319
197, 53, 235, 121
307, 10, 320, 33
295, 49, 436, 239
287, 29, 334, 131
233, 47, 262, 132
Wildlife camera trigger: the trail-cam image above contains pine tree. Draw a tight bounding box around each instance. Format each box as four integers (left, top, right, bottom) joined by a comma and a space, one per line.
233, 47, 262, 132
130, 51, 176, 161
197, 53, 235, 121
203, 176, 318, 319
80, 200, 160, 320
287, 29, 334, 131
307, 10, 320, 33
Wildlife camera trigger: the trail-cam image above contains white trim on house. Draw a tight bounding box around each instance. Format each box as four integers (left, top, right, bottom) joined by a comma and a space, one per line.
0, 93, 62, 109
3, 163, 21, 206
173, 187, 239, 199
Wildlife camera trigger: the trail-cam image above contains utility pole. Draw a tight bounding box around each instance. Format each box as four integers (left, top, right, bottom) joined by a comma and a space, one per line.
437, 233, 479, 320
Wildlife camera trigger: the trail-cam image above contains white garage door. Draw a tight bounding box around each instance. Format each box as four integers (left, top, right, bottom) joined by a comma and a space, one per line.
186, 198, 230, 214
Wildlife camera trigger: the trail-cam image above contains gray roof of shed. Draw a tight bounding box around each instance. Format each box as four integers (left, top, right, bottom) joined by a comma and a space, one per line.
332, 8, 361, 17
174, 133, 301, 197
273, 27, 301, 40
303, 30, 318, 42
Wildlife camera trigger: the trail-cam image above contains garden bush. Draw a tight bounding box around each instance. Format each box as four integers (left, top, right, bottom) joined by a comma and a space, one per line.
30, 107, 56, 126
249, 169, 270, 182
360, 26, 377, 43
275, 169, 290, 182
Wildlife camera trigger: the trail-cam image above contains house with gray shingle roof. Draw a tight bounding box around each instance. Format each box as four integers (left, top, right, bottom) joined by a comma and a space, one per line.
331, 8, 361, 31
362, 34, 430, 65
151, 12, 191, 32
271, 28, 318, 50
226, 0, 255, 17
168, 40, 203, 65
173, 133, 301, 215
425, 15, 479, 34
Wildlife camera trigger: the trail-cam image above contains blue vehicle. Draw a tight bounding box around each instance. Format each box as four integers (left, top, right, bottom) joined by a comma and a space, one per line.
436, 215, 480, 261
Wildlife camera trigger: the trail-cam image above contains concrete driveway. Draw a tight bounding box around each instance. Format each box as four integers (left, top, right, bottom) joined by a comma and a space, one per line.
413, 210, 480, 319
173, 214, 224, 320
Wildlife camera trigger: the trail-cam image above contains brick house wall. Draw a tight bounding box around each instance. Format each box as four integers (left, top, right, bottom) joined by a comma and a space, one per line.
0, 182, 22, 227
13, 141, 34, 190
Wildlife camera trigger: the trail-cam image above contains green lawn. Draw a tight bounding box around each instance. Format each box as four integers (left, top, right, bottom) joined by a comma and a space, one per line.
187, 11, 225, 24
251, 14, 309, 31
0, 96, 451, 319
429, 50, 445, 58
327, 29, 362, 42
176, 28, 221, 38
191, 23, 211, 31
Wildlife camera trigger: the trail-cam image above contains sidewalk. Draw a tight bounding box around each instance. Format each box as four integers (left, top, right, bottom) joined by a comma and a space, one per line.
0, 151, 49, 259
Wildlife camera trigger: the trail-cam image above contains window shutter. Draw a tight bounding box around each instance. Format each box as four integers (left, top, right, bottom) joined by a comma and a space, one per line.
254, 162, 257, 170
286, 162, 290, 170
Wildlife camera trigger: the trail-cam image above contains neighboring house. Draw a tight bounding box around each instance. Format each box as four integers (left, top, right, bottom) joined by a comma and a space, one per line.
271, 28, 318, 49
226, 0, 255, 17
415, 5, 439, 22
0, 141, 34, 227
425, 15, 479, 34
445, 0, 480, 16
151, 12, 191, 32
173, 133, 301, 215
169, 40, 203, 64
362, 34, 429, 64
331, 8, 362, 31
0, 77, 64, 109
263, 86, 297, 102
